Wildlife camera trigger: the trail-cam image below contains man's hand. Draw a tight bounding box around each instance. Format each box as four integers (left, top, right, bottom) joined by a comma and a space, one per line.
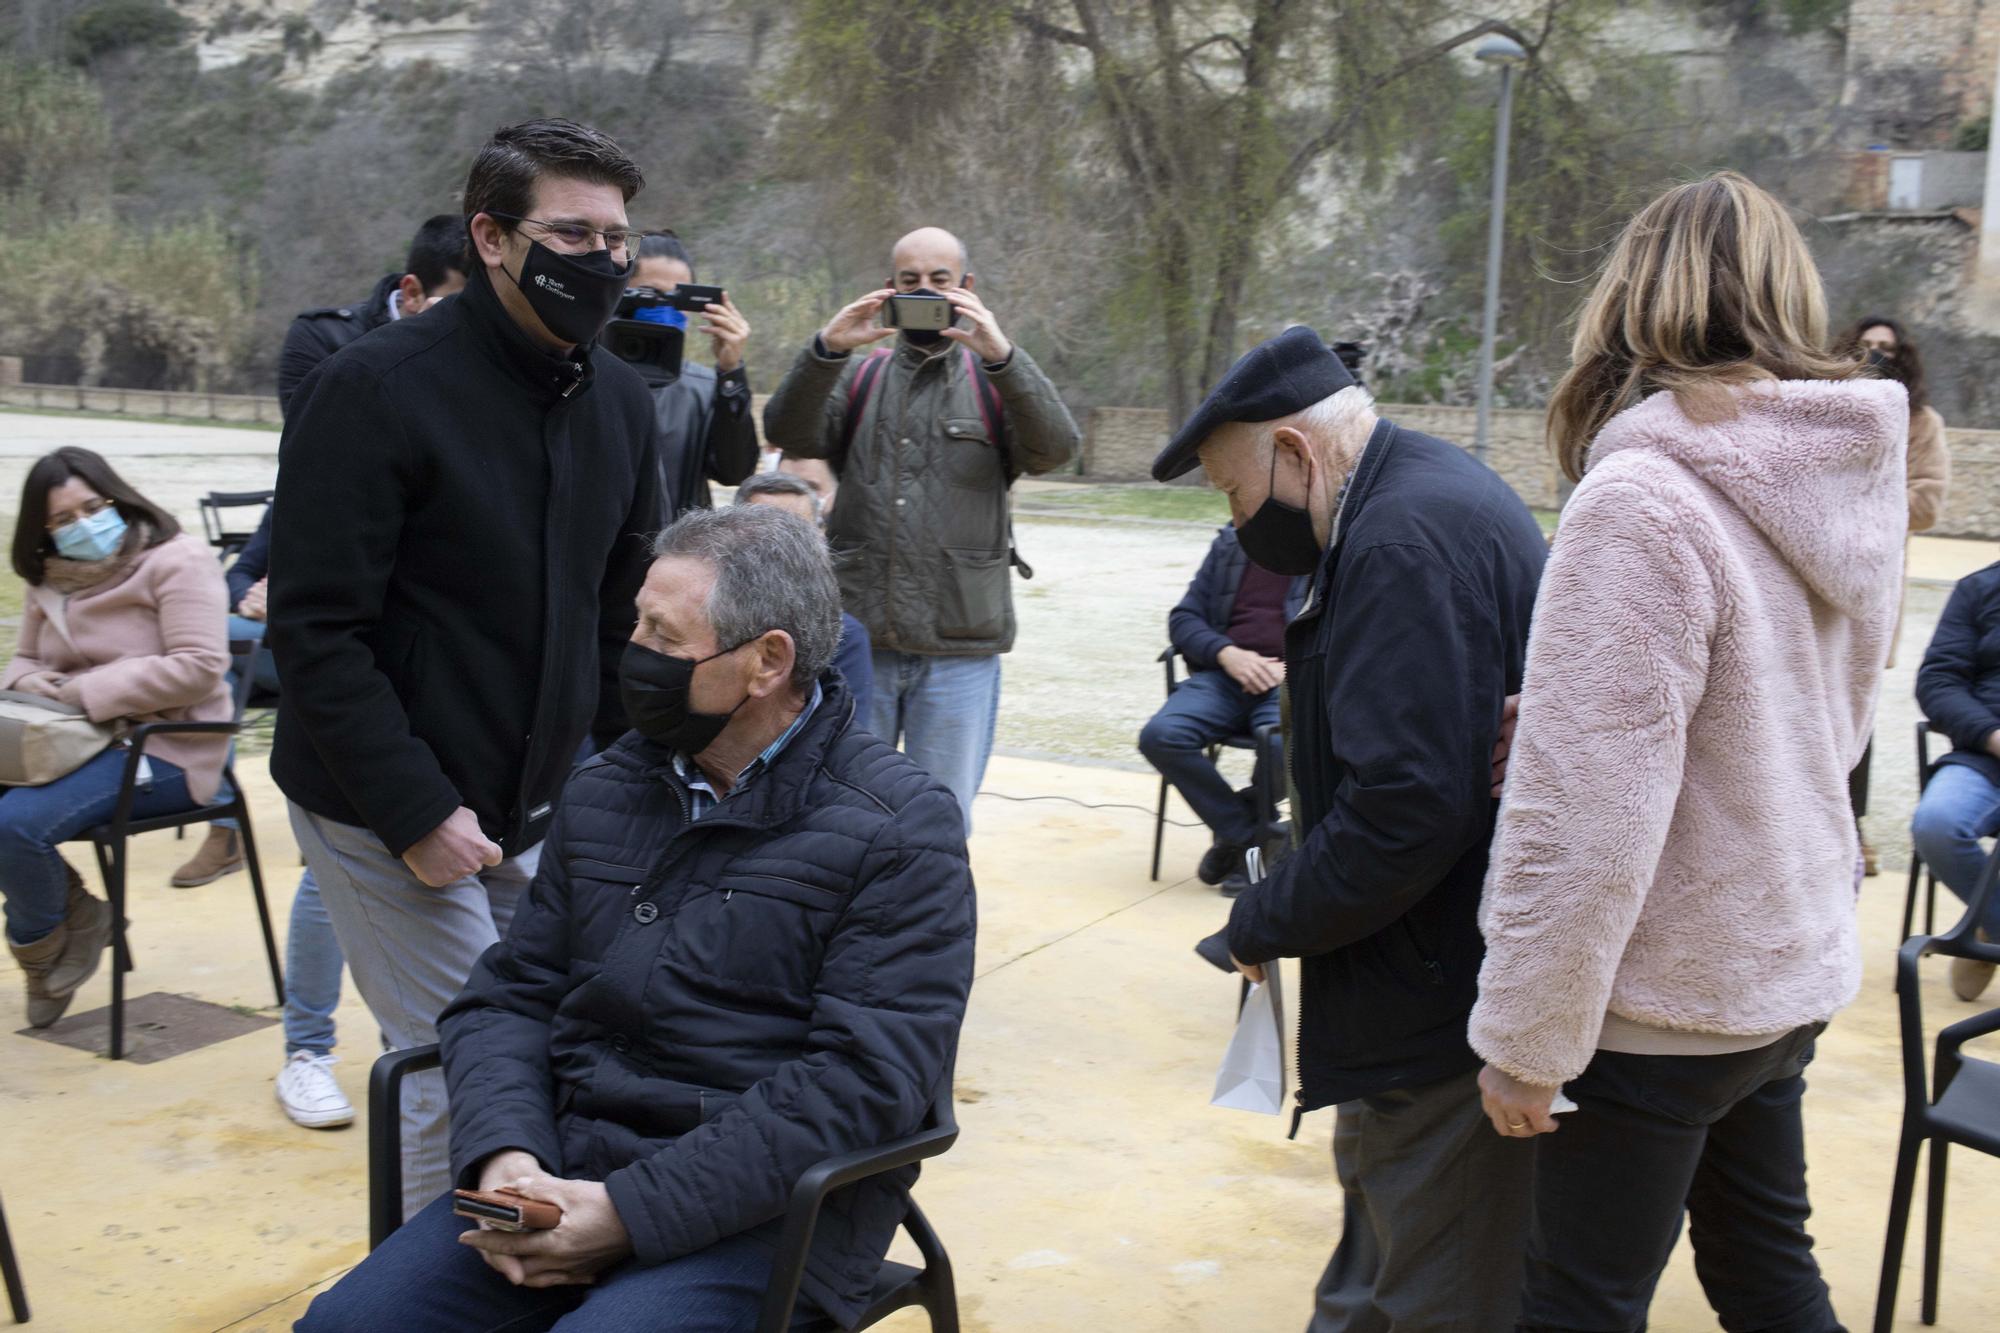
11, 671, 66, 700
238, 577, 269, 623
1984, 728, 2000, 761
402, 806, 502, 888
1491, 693, 1520, 798
939, 287, 1012, 365
1478, 1062, 1561, 1139
459, 1170, 633, 1289
698, 292, 751, 373
477, 1149, 545, 1194
1217, 645, 1284, 696
1231, 953, 1266, 984
819, 288, 899, 355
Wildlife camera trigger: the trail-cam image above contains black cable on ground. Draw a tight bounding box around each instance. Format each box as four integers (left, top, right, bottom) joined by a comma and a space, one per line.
977, 789, 1207, 829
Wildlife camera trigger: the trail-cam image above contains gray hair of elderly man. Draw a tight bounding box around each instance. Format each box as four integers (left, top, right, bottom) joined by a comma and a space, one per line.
732, 470, 822, 522
649, 505, 841, 690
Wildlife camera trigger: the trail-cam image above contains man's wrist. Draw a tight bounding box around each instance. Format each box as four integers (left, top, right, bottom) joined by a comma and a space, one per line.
812, 333, 850, 361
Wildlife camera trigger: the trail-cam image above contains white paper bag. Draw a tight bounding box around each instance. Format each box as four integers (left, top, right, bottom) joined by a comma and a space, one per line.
1210, 964, 1286, 1115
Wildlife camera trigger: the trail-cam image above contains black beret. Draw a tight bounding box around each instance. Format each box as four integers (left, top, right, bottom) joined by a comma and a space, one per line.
1151, 325, 1358, 482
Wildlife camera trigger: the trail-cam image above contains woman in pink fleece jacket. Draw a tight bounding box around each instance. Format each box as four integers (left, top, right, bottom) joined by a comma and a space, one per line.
2, 448, 232, 1030
1469, 173, 1906, 1329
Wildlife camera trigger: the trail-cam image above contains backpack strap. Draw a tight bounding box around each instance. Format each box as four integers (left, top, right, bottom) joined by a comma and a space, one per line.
837, 349, 895, 461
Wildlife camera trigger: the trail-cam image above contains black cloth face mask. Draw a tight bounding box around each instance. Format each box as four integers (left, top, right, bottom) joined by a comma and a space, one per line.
503, 238, 634, 345
620, 638, 754, 755
1234, 441, 1324, 576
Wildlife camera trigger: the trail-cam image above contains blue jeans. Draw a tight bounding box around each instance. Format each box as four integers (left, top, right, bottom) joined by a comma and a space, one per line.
1910, 761, 2000, 936
0, 749, 197, 944
1137, 669, 1280, 848
228, 614, 282, 695
296, 1193, 833, 1332
281, 866, 342, 1056
870, 649, 1001, 834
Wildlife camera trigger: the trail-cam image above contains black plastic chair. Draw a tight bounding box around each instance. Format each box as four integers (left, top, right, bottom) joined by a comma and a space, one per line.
1906, 719, 1945, 941
199, 490, 273, 562
1148, 647, 1287, 882
72, 638, 283, 1059
368, 1045, 960, 1332
0, 1186, 26, 1323
1871, 854, 2000, 1332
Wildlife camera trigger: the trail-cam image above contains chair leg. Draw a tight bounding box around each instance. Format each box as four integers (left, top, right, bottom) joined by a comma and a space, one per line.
1874, 1129, 1925, 1333
105, 837, 128, 1062
1922, 1138, 1948, 1325
1903, 853, 1922, 942
903, 1201, 957, 1333
0, 1189, 27, 1324
1925, 871, 1938, 937
1150, 775, 1168, 883
227, 788, 284, 1005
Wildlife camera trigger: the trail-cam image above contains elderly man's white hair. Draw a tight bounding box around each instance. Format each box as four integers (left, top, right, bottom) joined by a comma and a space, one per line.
1285, 383, 1377, 448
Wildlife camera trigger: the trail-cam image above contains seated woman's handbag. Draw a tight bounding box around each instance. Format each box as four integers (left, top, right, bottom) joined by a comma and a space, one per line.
0, 691, 119, 786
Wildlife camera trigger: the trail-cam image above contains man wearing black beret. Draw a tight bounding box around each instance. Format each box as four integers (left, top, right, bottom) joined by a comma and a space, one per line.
1156, 326, 1548, 1328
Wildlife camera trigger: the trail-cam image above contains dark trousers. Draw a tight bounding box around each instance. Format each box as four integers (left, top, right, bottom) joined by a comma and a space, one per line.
1138, 669, 1280, 848
296, 1193, 833, 1332
1518, 1025, 1845, 1333
1849, 736, 1871, 820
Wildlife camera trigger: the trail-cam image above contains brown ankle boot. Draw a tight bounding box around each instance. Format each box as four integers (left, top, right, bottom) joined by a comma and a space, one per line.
49, 864, 112, 996
171, 827, 243, 888
10, 925, 74, 1028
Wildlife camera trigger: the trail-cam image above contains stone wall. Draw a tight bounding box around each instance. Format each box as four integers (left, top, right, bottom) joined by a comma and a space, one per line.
0, 383, 285, 426
1084, 400, 2000, 538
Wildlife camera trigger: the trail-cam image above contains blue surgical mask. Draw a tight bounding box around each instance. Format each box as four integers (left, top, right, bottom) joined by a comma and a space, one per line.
52, 507, 128, 562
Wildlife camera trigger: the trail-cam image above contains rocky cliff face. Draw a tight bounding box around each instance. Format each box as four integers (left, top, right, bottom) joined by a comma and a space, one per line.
181, 0, 481, 88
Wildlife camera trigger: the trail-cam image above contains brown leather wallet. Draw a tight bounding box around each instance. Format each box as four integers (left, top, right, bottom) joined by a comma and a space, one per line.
452, 1187, 563, 1232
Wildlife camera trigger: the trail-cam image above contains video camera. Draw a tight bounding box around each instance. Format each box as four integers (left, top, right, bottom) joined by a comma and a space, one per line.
604, 283, 726, 379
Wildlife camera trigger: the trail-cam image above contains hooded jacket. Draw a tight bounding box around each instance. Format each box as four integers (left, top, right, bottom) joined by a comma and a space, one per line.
762, 336, 1080, 656
1470, 379, 1908, 1089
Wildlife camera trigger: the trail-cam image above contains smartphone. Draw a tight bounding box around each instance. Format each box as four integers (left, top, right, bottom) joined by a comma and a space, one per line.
453, 1187, 563, 1232
882, 293, 958, 331
665, 282, 727, 312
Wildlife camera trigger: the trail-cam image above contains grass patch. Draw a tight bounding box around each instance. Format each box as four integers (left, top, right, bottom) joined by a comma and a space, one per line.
0, 405, 280, 433
1019, 484, 1230, 525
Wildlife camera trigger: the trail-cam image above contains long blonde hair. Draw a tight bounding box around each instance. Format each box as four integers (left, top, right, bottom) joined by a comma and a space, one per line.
1546, 171, 1857, 482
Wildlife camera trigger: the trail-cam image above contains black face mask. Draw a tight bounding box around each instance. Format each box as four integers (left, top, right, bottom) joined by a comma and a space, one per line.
1235, 443, 1324, 576
619, 639, 753, 754
899, 286, 958, 348
504, 239, 634, 345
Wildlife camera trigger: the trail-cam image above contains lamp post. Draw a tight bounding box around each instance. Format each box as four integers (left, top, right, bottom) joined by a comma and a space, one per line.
1473, 33, 1528, 462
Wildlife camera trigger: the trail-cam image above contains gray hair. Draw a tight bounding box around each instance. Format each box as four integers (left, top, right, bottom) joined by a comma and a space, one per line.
1289, 384, 1377, 448
733, 470, 822, 522
650, 506, 841, 690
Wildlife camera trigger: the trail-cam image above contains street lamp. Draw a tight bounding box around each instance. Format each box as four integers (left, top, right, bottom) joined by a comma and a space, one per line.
1473, 32, 1528, 463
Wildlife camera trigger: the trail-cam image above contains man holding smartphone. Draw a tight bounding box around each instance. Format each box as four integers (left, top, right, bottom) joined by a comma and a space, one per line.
762, 227, 1079, 830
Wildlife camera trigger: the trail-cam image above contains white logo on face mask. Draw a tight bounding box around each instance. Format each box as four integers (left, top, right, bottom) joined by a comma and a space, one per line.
532, 273, 573, 301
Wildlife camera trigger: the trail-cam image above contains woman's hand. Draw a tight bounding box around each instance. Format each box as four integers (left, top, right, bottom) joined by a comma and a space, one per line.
11, 671, 66, 700
1478, 1062, 1561, 1138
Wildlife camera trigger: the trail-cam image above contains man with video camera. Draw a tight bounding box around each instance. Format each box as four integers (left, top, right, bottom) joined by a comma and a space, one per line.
611, 232, 758, 518
762, 227, 1079, 829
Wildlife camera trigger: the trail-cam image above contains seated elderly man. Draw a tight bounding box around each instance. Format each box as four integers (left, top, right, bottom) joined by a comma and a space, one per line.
734, 471, 875, 718
298, 505, 976, 1333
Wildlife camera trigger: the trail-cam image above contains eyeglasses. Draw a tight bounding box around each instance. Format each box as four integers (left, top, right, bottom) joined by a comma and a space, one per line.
46, 496, 111, 533
486, 212, 647, 255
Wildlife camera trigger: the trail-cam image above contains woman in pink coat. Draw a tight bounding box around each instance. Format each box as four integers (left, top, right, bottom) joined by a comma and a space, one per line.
1470, 174, 1906, 1329
2, 448, 232, 1028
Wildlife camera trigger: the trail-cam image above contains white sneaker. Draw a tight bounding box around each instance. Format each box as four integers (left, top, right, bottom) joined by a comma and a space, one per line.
277, 1051, 356, 1129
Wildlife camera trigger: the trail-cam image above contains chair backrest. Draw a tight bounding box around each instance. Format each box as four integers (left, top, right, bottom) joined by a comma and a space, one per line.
200, 490, 273, 558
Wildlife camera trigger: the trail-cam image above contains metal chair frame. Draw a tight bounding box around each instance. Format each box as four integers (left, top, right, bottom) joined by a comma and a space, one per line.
1906, 719, 1944, 941
0, 1186, 25, 1323
1148, 647, 1287, 882
198, 490, 274, 563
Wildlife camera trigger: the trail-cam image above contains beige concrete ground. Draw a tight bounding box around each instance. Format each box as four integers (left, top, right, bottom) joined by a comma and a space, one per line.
2, 752, 1998, 1331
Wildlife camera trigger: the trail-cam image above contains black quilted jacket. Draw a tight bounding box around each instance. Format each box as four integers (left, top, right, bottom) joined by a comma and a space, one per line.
437, 675, 976, 1325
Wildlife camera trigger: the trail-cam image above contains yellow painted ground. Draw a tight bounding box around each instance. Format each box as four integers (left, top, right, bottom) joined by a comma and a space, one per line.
1, 752, 1996, 1331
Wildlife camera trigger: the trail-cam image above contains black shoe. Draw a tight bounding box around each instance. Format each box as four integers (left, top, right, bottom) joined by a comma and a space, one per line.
1198, 842, 1246, 886
1219, 869, 1250, 899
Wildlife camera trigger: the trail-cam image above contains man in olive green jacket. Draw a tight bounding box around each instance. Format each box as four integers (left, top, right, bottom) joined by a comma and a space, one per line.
763, 227, 1079, 830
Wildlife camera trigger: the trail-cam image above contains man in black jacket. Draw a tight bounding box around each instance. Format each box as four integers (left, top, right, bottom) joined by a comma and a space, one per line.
274, 213, 470, 417
1141, 525, 1308, 890
1913, 559, 2000, 1001
295, 505, 974, 1333
627, 231, 759, 517
270, 119, 661, 1217
1153, 327, 1547, 1330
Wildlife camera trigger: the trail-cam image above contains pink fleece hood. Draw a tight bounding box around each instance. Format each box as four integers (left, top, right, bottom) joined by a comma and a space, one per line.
1587, 378, 1909, 620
